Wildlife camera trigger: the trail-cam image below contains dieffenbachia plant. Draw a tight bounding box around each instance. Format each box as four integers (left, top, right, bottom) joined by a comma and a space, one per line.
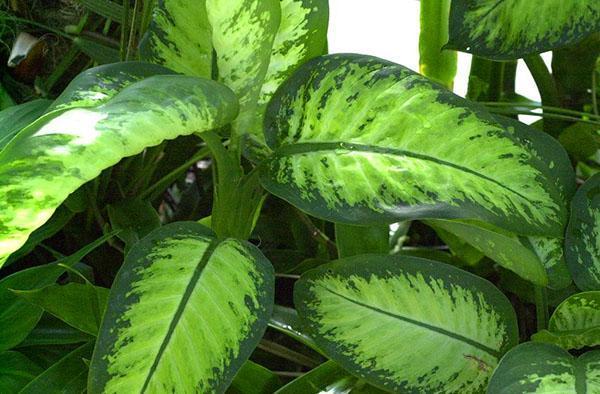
1, 0, 599, 392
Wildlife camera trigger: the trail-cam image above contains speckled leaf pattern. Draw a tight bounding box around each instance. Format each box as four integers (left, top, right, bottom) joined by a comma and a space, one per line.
294, 255, 519, 393
140, 0, 213, 78
533, 292, 600, 350
89, 222, 274, 393
261, 54, 566, 236
447, 0, 600, 59
206, 0, 280, 138
566, 173, 600, 291
0, 64, 238, 267
488, 342, 600, 393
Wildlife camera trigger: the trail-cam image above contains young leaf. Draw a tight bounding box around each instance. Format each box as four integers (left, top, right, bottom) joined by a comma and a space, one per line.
294, 255, 519, 393
260, 54, 566, 237
0, 64, 238, 266
532, 291, 600, 350
488, 342, 600, 393
13, 283, 109, 336
0, 351, 42, 393
19, 342, 93, 394
566, 173, 600, 291
89, 222, 274, 393
446, 0, 600, 60
275, 361, 386, 394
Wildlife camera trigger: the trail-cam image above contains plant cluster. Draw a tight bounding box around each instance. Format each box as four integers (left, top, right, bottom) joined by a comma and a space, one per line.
0, 0, 599, 393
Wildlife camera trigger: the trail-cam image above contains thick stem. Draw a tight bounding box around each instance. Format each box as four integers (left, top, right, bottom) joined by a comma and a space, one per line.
534, 285, 548, 331
524, 55, 561, 136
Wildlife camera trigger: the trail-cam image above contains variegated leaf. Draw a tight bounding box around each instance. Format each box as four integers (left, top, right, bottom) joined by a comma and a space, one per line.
488, 342, 600, 393
89, 222, 274, 393
0, 99, 50, 150
533, 291, 600, 350
261, 54, 566, 237
140, 0, 213, 78
0, 64, 238, 266
447, 0, 600, 60
566, 173, 600, 291
294, 255, 518, 393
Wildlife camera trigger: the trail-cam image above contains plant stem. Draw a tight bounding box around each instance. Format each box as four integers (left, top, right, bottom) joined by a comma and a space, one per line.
524, 55, 561, 136
534, 285, 548, 331
487, 108, 600, 126
482, 102, 600, 121
295, 209, 337, 259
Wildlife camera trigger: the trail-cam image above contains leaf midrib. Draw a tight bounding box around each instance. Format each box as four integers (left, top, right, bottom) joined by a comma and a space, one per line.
320, 285, 502, 358
140, 238, 220, 393
274, 141, 533, 205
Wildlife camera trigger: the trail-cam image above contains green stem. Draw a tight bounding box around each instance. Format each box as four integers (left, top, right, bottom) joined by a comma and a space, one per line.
534, 285, 548, 331
524, 55, 561, 136
487, 109, 600, 126
126, 0, 140, 60
120, 0, 130, 61
483, 102, 600, 121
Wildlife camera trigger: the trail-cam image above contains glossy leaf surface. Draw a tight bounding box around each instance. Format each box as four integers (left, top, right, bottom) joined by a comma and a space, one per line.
89, 222, 274, 393
488, 342, 600, 393
533, 291, 600, 350
294, 254, 518, 393
447, 0, 600, 59
260, 54, 566, 237
0, 63, 238, 266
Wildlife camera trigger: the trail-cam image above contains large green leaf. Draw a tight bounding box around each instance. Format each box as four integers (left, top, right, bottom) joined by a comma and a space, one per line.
0, 351, 42, 393
446, 0, 600, 60
488, 342, 600, 393
260, 54, 566, 236
19, 342, 93, 394
228, 361, 282, 394
275, 361, 386, 394
294, 255, 519, 393
89, 222, 274, 393
566, 173, 600, 291
533, 291, 600, 350
0, 63, 238, 266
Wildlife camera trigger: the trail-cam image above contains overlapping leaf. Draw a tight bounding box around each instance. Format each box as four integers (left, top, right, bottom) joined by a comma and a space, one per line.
447, 0, 600, 59
261, 54, 567, 236
566, 173, 600, 290
294, 255, 518, 393
533, 291, 600, 350
0, 63, 238, 266
488, 342, 600, 393
89, 222, 274, 393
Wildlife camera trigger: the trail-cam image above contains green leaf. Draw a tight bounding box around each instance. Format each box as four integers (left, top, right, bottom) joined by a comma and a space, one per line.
294, 254, 519, 393
74, 37, 121, 65
0, 351, 42, 393
275, 361, 386, 394
89, 222, 274, 393
0, 232, 116, 351
0, 99, 51, 150
78, 0, 123, 21
228, 361, 282, 394
335, 223, 389, 258
0, 63, 238, 266
488, 342, 600, 393
140, 1, 213, 78
14, 283, 109, 336
532, 291, 600, 350
566, 173, 600, 291
19, 342, 93, 394
18, 314, 94, 347
268, 305, 320, 352
260, 54, 566, 237
107, 198, 161, 251
446, 0, 600, 60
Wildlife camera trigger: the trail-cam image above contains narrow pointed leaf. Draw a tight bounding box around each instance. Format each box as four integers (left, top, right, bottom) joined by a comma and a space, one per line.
532, 291, 600, 350
0, 65, 238, 266
294, 255, 519, 393
89, 222, 274, 393
140, 0, 213, 78
0, 352, 42, 393
19, 342, 93, 394
275, 361, 386, 394
566, 173, 600, 291
447, 0, 600, 60
488, 342, 600, 393
261, 54, 566, 236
